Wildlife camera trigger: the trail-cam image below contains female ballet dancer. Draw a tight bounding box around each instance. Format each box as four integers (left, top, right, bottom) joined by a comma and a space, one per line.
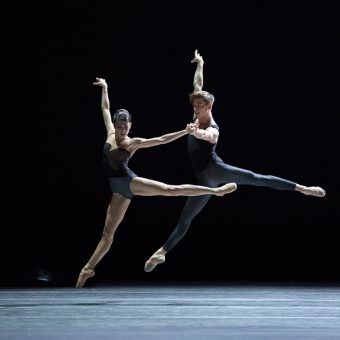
75, 77, 237, 288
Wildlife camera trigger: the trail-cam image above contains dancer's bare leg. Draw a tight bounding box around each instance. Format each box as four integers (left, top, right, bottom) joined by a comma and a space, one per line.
130, 177, 237, 196
75, 193, 131, 288
295, 184, 326, 197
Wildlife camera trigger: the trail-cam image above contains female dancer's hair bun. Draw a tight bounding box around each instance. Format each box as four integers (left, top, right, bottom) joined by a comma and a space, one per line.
113, 109, 132, 123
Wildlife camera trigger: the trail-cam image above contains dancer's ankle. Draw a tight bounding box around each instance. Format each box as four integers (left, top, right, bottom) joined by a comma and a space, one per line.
84, 263, 94, 272
156, 248, 167, 256
295, 184, 305, 193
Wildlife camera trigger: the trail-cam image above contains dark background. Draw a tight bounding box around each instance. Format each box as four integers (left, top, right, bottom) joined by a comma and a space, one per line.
3, 1, 339, 286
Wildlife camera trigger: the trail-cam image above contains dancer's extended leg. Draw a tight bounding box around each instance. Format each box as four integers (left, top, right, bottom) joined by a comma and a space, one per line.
130, 177, 236, 197
210, 161, 325, 196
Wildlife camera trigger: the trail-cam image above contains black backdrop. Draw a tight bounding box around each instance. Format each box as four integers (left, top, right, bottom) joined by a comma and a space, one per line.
3, 1, 339, 286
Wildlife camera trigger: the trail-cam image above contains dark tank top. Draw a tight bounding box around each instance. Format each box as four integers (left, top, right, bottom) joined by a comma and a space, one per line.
103, 143, 136, 178
187, 123, 219, 172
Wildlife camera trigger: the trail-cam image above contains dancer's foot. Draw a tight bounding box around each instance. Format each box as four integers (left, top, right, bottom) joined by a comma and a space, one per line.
75, 266, 95, 288
299, 186, 326, 197
216, 183, 237, 196
144, 250, 166, 272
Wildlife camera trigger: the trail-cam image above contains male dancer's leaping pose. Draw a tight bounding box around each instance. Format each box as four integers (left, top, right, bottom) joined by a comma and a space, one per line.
144, 50, 326, 272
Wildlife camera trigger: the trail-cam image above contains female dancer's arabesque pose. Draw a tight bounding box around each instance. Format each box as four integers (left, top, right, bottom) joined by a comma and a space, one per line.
144, 50, 326, 272
75, 77, 237, 288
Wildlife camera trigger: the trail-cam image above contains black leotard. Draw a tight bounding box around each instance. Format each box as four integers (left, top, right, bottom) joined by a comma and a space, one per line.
103, 143, 137, 199
187, 123, 220, 172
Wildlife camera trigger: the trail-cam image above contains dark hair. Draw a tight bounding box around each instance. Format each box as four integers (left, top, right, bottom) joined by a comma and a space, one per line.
112, 109, 132, 124
189, 91, 215, 104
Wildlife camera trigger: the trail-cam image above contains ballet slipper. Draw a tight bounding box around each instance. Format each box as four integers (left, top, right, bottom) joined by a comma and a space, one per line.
302, 186, 326, 197
75, 267, 95, 288
217, 183, 237, 196
144, 252, 165, 272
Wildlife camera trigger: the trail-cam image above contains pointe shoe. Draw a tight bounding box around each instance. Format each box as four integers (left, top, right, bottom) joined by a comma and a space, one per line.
144, 253, 165, 272
303, 186, 326, 197
217, 183, 237, 196
75, 267, 95, 288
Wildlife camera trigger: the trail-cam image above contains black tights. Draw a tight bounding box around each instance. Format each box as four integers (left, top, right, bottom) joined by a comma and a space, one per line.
162, 159, 296, 251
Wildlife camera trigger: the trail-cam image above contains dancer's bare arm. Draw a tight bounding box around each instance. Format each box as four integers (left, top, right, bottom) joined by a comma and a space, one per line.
129, 125, 195, 150
191, 125, 219, 144
191, 49, 204, 92
93, 77, 115, 137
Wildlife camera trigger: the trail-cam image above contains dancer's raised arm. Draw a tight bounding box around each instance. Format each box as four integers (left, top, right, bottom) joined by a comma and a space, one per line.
191, 49, 204, 92
93, 77, 115, 137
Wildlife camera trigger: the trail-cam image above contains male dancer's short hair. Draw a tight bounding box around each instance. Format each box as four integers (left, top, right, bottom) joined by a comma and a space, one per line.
189, 91, 215, 104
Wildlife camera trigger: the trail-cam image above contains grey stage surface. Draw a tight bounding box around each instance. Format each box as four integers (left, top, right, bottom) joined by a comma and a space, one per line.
1, 282, 339, 339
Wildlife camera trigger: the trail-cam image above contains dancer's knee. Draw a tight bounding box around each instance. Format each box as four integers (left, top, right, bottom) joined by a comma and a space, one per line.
250, 172, 269, 185
101, 229, 115, 244
163, 185, 182, 196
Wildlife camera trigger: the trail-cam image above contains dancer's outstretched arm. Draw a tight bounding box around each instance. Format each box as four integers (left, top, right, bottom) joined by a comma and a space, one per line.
129, 125, 195, 151
93, 77, 115, 137
191, 49, 204, 92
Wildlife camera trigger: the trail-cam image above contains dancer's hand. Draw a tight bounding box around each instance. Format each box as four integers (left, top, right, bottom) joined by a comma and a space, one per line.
93, 77, 107, 88
191, 49, 204, 65
186, 123, 198, 134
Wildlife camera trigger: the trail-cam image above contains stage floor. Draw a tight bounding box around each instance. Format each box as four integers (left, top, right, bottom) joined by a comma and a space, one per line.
1, 282, 339, 339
